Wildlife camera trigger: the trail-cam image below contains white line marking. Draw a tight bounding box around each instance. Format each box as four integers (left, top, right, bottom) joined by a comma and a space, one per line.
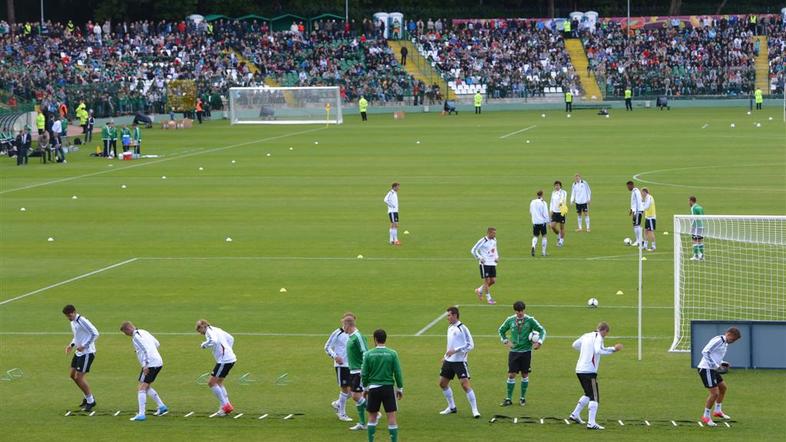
499, 125, 536, 139
513, 417, 518, 424
633, 163, 786, 193
64, 411, 71, 416
671, 420, 677, 426
209, 412, 219, 418
258, 414, 269, 420
234, 413, 244, 419
724, 422, 730, 428
184, 411, 194, 417
114, 411, 121, 416
564, 418, 570, 424
0, 258, 138, 306
140, 254, 655, 262
456, 303, 672, 310
697, 421, 703, 427
0, 128, 325, 195
539, 418, 544, 424
415, 310, 449, 336
0, 331, 671, 339
89, 411, 96, 416
618, 419, 624, 426
283, 414, 294, 420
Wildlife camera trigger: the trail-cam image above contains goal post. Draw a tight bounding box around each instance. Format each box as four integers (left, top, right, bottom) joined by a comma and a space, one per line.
670, 215, 786, 352
228, 86, 342, 125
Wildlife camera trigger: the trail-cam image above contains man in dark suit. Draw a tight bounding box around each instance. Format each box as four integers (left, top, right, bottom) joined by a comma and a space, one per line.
16, 127, 31, 166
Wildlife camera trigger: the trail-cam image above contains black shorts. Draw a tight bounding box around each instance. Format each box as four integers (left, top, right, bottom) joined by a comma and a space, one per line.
698, 368, 723, 389
508, 351, 532, 375
211, 362, 235, 378
440, 360, 470, 380
349, 372, 364, 393
577, 372, 599, 402
366, 385, 397, 413
691, 227, 704, 241
533, 223, 547, 236
632, 212, 643, 226
551, 213, 565, 224
71, 353, 95, 373
388, 212, 399, 223
335, 366, 351, 387
575, 203, 588, 213
139, 366, 162, 384
479, 264, 496, 279
645, 218, 656, 231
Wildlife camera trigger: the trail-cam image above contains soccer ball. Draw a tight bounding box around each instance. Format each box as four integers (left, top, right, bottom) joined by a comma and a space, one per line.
528, 331, 540, 343
587, 298, 599, 308
623, 238, 632, 245
730, 123, 735, 128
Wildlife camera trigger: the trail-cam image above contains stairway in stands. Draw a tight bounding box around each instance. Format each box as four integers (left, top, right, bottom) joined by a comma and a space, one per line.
754, 36, 769, 93
387, 40, 454, 100
564, 39, 603, 100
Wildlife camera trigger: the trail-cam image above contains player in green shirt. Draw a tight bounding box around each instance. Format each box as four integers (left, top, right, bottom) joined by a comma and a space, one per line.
689, 196, 705, 260
361, 329, 403, 442
498, 300, 546, 406
344, 313, 369, 430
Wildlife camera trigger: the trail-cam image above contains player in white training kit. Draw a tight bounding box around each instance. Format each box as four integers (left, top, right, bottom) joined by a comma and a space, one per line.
63, 304, 99, 412
697, 327, 741, 426
471, 227, 498, 304
529, 190, 549, 257
384, 182, 400, 245
196, 319, 237, 416
571, 174, 591, 232
438, 306, 480, 418
549, 181, 568, 247
325, 315, 354, 421
121, 321, 168, 421
569, 322, 623, 430
627, 181, 644, 247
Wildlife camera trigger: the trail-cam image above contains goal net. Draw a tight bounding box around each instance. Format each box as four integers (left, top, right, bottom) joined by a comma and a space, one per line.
228, 86, 342, 125
670, 215, 786, 351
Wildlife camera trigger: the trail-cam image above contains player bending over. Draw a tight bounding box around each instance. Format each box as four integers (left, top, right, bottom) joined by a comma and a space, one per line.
196, 319, 237, 416
698, 327, 740, 426
121, 321, 168, 421
438, 306, 480, 418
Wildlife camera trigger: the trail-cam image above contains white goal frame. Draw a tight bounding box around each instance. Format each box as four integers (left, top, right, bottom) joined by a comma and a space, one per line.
228, 86, 343, 125
670, 215, 786, 352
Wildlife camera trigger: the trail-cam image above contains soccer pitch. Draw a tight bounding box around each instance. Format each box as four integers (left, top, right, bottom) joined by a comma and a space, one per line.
1, 107, 784, 441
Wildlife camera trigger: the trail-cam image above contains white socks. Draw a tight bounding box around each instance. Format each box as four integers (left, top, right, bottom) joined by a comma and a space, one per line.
466, 389, 478, 413
704, 407, 712, 418
634, 226, 643, 244
339, 391, 350, 415
714, 403, 722, 412
572, 395, 590, 417
85, 394, 95, 403
588, 400, 599, 424
137, 390, 147, 415
211, 385, 227, 405
542, 238, 547, 254
531, 237, 538, 248
221, 385, 229, 404
389, 229, 394, 242
147, 387, 164, 407
389, 228, 398, 242
577, 216, 582, 229
442, 387, 456, 408
586, 217, 590, 230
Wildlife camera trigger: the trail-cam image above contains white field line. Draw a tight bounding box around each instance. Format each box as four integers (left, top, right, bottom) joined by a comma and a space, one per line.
415, 311, 449, 336
0, 258, 138, 306
633, 163, 786, 193
0, 127, 325, 195
0, 331, 671, 339
139, 254, 661, 262
499, 125, 536, 139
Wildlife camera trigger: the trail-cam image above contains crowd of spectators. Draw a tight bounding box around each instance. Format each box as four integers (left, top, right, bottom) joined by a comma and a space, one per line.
412, 19, 581, 99
764, 19, 785, 94
581, 18, 765, 97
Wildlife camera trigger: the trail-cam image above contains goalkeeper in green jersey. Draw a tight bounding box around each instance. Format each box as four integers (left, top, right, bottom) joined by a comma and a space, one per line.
361, 329, 403, 442
689, 196, 705, 261
498, 301, 546, 406
345, 313, 370, 431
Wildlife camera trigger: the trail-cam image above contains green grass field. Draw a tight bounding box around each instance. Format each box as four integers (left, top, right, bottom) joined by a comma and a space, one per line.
1, 107, 784, 441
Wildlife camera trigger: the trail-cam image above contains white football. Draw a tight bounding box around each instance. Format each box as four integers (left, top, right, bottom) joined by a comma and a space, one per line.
730, 123, 735, 128
623, 238, 632, 245
528, 331, 540, 343
587, 298, 599, 308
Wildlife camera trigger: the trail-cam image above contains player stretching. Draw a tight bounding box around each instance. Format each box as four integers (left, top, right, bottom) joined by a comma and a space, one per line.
627, 181, 644, 247
571, 174, 591, 232
362, 329, 404, 442
529, 191, 549, 256
63, 304, 99, 412
345, 313, 370, 431
324, 314, 353, 421
438, 306, 480, 418
471, 227, 498, 304
121, 321, 168, 421
384, 183, 400, 245
498, 301, 545, 407
196, 320, 237, 416
641, 188, 656, 251
698, 327, 740, 426
689, 196, 705, 260
569, 322, 622, 430
549, 181, 568, 247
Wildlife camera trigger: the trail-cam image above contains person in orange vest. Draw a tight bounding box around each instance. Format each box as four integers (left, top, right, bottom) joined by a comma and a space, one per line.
195, 98, 204, 124
59, 102, 68, 119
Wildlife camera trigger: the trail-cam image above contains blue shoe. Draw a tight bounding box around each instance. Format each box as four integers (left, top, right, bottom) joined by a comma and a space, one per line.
154, 405, 169, 416
130, 414, 146, 421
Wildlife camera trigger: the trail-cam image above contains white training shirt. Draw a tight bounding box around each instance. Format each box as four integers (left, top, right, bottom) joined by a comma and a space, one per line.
324, 327, 349, 368
445, 321, 474, 362
384, 189, 399, 213
471, 236, 498, 266
641, 194, 654, 218
70, 314, 99, 356
550, 189, 567, 213
131, 328, 163, 368
570, 180, 591, 204
51, 120, 62, 135
530, 197, 550, 224
201, 325, 237, 364
573, 331, 617, 373
697, 335, 728, 370
630, 187, 643, 212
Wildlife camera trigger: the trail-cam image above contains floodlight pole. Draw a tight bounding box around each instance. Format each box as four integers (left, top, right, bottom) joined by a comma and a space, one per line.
40, 0, 45, 29
627, 0, 631, 38
345, 0, 349, 24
